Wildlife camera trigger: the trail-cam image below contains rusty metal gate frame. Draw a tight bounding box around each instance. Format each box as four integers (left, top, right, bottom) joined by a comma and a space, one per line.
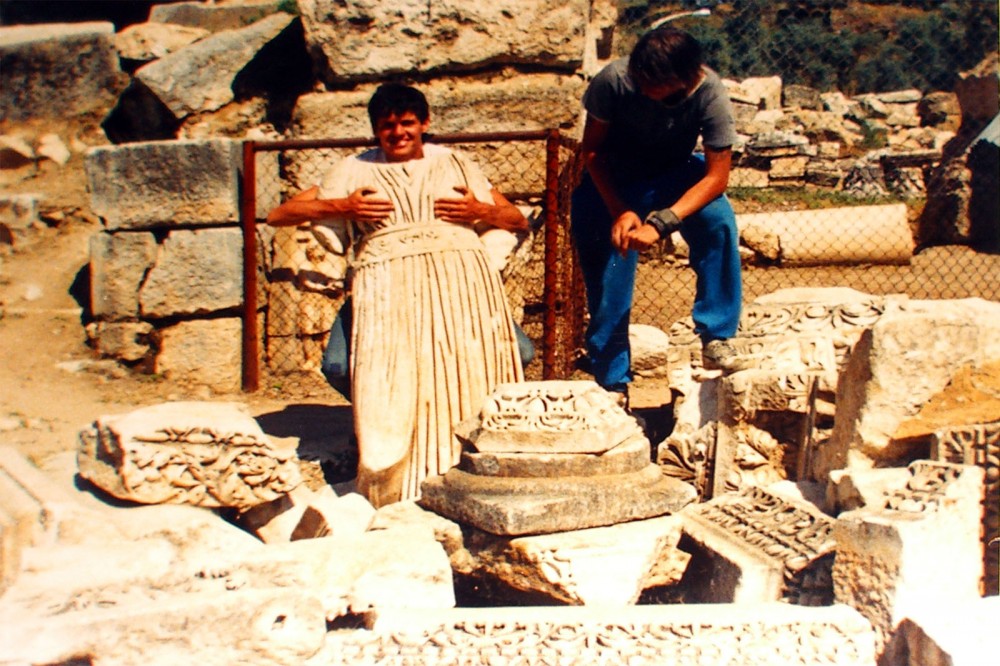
239, 130, 584, 392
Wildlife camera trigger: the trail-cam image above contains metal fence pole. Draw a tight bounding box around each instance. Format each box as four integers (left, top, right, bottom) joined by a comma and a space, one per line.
241, 141, 260, 392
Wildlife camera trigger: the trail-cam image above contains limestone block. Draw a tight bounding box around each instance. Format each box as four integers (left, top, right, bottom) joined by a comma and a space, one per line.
0, 589, 326, 666
421, 463, 695, 536
729, 166, 769, 188
150, 0, 285, 33
459, 435, 651, 479
745, 130, 810, 158
737, 204, 913, 267
770, 155, 809, 179
139, 227, 243, 318
134, 13, 295, 118
461, 514, 686, 605
0, 22, 125, 122
77, 401, 302, 509
291, 488, 375, 540
737, 76, 783, 111
833, 461, 984, 651
824, 308, 992, 476
682, 486, 836, 605
629, 323, 671, 378
154, 317, 243, 391
89, 230, 157, 320
86, 320, 154, 362
882, 597, 999, 666
86, 139, 241, 230
238, 484, 316, 543
298, 0, 589, 85
369, 500, 467, 568
113, 21, 210, 64
345, 604, 876, 665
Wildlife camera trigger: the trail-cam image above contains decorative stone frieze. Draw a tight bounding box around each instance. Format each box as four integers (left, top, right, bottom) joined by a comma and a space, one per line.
683, 485, 837, 605
320, 605, 876, 665
77, 402, 302, 509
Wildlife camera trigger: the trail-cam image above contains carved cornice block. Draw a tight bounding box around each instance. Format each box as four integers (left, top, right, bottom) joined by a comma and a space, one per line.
77, 402, 302, 509
683, 486, 836, 605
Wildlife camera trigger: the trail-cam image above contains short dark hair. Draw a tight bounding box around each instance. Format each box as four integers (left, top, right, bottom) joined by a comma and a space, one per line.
628, 28, 703, 89
367, 83, 430, 130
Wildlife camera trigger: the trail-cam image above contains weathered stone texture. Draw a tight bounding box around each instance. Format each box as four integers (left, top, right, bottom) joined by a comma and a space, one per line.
154, 317, 243, 390
86, 139, 242, 230
139, 227, 243, 318
299, 0, 589, 85
89, 230, 157, 320
0, 22, 125, 121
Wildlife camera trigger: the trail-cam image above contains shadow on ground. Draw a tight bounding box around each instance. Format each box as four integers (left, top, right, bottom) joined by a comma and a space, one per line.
255, 403, 357, 485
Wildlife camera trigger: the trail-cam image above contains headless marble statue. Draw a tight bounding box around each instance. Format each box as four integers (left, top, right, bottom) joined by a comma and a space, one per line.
316, 144, 524, 507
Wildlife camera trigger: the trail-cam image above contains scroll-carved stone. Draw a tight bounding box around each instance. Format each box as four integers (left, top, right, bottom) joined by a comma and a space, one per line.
77, 402, 302, 509
466, 380, 643, 454
683, 485, 836, 605
324, 605, 876, 665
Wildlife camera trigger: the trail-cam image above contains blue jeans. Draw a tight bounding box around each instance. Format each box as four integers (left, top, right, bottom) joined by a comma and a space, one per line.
570, 154, 742, 390
321, 296, 535, 399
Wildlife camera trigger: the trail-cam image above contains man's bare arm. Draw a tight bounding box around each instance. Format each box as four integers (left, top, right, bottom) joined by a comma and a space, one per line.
433, 186, 528, 232
266, 186, 394, 227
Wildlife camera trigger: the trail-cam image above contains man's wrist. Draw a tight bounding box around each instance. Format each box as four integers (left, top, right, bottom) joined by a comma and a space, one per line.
644, 208, 681, 239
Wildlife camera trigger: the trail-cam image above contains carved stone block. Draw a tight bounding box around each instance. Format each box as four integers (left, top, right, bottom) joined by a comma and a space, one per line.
77, 402, 302, 509
683, 485, 836, 605
323, 604, 876, 665
833, 461, 984, 650
931, 422, 1000, 595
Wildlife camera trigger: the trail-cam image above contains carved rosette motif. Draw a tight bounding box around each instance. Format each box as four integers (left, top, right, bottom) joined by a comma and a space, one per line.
478, 381, 633, 436
881, 461, 963, 514
657, 423, 714, 501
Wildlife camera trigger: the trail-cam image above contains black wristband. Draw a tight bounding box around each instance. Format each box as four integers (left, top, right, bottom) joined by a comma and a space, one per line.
644, 208, 681, 239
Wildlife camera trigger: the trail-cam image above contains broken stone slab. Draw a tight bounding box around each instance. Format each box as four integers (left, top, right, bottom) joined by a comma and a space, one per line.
460, 514, 687, 606
85, 320, 155, 362
291, 489, 375, 541
420, 463, 695, 536
0, 588, 327, 666
681, 485, 837, 605
0, 22, 125, 122
85, 138, 242, 231
299, 0, 589, 86
458, 380, 644, 454
114, 21, 210, 66
132, 12, 296, 119
0, 193, 40, 231
458, 432, 651, 478
238, 483, 316, 543
833, 461, 984, 652
77, 401, 302, 509
737, 204, 913, 266
88, 230, 157, 320
629, 323, 672, 379
153, 317, 243, 391
138, 227, 244, 318
322, 604, 876, 665
825, 467, 913, 515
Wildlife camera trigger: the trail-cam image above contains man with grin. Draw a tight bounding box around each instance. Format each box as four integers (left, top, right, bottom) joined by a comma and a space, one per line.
571, 27, 749, 404
267, 83, 527, 507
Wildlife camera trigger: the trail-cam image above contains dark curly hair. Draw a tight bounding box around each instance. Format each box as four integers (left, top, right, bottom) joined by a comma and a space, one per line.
628, 28, 704, 90
367, 83, 430, 131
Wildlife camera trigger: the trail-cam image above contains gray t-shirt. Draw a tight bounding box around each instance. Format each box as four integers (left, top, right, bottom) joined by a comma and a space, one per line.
583, 57, 736, 181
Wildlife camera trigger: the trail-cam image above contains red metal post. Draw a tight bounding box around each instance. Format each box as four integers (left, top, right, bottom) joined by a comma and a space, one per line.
241, 141, 260, 392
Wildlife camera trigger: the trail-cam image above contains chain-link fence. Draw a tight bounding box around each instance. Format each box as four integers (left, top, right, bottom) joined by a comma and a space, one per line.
242, 1, 998, 394
241, 131, 577, 393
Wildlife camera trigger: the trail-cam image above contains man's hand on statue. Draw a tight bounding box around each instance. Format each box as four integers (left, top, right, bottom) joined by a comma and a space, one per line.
610, 211, 642, 254
434, 186, 484, 224
345, 187, 394, 221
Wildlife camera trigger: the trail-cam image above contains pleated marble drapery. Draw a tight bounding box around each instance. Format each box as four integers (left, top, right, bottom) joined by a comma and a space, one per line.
316, 146, 524, 507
